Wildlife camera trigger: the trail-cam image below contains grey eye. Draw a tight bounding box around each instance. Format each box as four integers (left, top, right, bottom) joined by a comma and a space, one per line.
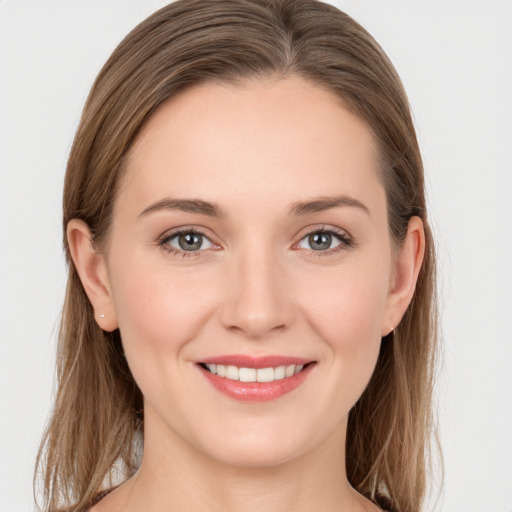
298, 231, 342, 251
168, 232, 213, 252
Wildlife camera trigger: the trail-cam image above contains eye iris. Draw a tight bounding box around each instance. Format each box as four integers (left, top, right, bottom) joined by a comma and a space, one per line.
309, 232, 332, 250
178, 233, 202, 251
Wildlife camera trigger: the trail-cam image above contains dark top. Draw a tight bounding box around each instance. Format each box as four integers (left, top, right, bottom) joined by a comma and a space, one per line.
81, 487, 117, 512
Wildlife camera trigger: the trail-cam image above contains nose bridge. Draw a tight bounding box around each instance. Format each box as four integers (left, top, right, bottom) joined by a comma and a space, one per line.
221, 240, 292, 338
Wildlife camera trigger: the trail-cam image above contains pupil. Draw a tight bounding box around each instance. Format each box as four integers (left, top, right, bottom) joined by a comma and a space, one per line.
179, 233, 202, 251
309, 232, 331, 250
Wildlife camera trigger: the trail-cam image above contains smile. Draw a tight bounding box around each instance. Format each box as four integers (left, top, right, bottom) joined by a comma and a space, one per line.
202, 363, 306, 382
197, 355, 316, 402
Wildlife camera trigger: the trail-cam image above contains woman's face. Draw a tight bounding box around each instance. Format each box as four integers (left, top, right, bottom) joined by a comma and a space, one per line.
101, 76, 404, 467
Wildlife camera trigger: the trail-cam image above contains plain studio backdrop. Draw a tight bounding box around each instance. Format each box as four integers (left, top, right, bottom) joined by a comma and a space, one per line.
1, 1, 511, 511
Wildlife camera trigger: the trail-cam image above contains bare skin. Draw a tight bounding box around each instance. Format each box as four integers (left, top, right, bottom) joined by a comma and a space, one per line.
69, 75, 424, 512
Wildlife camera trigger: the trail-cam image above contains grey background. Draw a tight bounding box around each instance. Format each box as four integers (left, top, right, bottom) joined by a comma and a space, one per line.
1, 1, 511, 511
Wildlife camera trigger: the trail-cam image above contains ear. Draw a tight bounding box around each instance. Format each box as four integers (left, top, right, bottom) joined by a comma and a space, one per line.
382, 216, 425, 336
66, 219, 119, 332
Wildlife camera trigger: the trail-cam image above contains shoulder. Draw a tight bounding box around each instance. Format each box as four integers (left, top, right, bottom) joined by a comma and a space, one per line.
77, 487, 118, 512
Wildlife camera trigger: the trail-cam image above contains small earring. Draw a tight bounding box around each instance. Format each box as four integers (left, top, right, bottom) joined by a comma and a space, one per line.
100, 314, 105, 318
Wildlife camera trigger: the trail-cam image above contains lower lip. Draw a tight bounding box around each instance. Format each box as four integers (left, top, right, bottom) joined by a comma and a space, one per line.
198, 363, 316, 402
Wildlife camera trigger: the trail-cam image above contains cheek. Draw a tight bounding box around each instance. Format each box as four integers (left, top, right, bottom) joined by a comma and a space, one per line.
298, 258, 389, 342
108, 255, 220, 363
294, 255, 390, 393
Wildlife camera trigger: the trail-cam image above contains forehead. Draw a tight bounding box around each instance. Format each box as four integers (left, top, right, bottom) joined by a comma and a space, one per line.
118, 75, 383, 217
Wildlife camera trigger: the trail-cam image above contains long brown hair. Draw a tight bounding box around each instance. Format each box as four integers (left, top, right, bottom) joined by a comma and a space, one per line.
35, 1, 440, 511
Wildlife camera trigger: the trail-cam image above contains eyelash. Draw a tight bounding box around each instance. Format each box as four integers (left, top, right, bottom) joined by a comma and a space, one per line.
158, 227, 217, 258
295, 226, 354, 257
157, 226, 354, 258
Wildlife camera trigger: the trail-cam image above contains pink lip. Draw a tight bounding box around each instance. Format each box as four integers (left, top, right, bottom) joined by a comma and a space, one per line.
199, 354, 313, 369
197, 355, 316, 402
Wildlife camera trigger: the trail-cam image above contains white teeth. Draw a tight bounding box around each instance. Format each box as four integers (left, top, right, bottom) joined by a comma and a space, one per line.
256, 367, 274, 382
274, 365, 286, 380
239, 367, 257, 382
225, 365, 239, 380
285, 365, 296, 378
203, 362, 308, 382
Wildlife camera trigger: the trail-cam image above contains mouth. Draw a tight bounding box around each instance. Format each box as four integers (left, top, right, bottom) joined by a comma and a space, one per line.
198, 361, 314, 383
196, 356, 317, 402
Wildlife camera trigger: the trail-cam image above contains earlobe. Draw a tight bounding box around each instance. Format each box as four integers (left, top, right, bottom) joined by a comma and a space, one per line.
382, 216, 425, 336
66, 219, 119, 332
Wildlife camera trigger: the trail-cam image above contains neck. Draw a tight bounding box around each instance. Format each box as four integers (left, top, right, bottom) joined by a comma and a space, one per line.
115, 410, 370, 512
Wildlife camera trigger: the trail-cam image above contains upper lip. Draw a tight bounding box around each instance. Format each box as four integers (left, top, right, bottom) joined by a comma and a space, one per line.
199, 354, 315, 369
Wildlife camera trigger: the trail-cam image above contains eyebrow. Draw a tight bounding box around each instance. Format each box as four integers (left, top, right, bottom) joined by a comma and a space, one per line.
138, 194, 370, 218
139, 198, 227, 218
288, 195, 370, 216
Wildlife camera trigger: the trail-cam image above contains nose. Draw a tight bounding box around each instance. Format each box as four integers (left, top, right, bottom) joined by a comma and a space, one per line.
220, 248, 294, 339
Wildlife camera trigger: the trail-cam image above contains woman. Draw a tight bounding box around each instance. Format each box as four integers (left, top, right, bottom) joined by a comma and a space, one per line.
35, 1, 440, 511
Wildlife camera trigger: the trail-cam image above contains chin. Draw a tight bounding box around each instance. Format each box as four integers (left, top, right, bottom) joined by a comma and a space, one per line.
191, 419, 328, 469
204, 439, 305, 469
